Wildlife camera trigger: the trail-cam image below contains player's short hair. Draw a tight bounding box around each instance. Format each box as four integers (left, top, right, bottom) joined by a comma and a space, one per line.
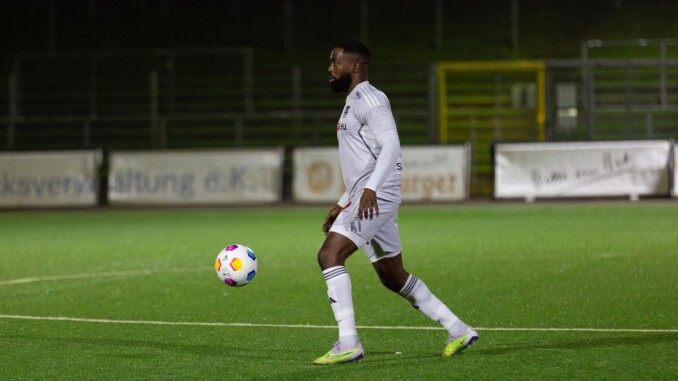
336, 40, 371, 64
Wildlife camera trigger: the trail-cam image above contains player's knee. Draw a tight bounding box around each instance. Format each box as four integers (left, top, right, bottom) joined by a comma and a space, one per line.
316, 249, 329, 269
316, 253, 326, 269
374, 263, 408, 292
317, 247, 342, 270
376, 271, 405, 293
317, 234, 356, 270
377, 275, 399, 292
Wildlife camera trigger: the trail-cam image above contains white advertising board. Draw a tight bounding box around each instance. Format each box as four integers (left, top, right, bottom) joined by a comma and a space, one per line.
673, 142, 678, 198
495, 141, 671, 199
400, 145, 469, 201
292, 147, 345, 202
108, 149, 284, 204
293, 145, 469, 202
0, 150, 102, 208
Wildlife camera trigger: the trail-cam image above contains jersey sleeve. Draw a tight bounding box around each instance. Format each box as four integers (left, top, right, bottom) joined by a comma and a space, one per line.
337, 191, 349, 208
361, 104, 397, 136
354, 88, 401, 193
365, 128, 401, 192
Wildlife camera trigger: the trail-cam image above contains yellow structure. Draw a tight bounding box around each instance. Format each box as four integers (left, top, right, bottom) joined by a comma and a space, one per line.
436, 61, 546, 194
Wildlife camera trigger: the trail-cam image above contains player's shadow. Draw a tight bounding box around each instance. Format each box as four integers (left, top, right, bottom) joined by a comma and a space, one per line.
307, 333, 678, 362
477, 332, 678, 356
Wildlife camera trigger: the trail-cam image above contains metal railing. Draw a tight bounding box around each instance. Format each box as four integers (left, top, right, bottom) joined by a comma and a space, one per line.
4, 48, 255, 150
1, 48, 435, 150
2, 50, 677, 155
546, 58, 678, 141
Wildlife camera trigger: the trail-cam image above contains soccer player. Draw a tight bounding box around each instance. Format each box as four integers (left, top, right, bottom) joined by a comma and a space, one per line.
313, 40, 478, 365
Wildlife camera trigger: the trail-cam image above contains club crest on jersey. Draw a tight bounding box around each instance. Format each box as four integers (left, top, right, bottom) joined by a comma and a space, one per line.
342, 105, 351, 118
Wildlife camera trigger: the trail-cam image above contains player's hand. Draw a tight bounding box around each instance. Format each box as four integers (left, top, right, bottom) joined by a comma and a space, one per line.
358, 188, 378, 220
322, 205, 343, 235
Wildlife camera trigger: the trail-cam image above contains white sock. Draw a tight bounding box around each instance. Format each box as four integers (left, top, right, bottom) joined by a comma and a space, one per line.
398, 274, 469, 338
323, 266, 359, 347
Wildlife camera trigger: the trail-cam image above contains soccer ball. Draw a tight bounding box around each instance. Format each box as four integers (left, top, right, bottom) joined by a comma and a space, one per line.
215, 244, 258, 287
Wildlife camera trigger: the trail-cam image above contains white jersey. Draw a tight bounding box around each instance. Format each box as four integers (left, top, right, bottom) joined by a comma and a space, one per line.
336, 81, 402, 203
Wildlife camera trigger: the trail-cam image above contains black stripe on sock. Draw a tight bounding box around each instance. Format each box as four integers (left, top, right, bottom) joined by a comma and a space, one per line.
323, 267, 347, 281
399, 275, 418, 297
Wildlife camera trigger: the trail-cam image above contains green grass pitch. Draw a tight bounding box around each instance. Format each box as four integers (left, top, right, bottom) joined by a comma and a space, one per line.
0, 203, 677, 380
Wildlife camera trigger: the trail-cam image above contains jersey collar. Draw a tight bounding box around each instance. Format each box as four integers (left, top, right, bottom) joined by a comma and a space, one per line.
347, 81, 370, 101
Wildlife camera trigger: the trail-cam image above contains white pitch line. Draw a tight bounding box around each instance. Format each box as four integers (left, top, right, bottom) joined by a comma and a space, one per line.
0, 314, 676, 333
0, 264, 306, 287
0, 267, 210, 286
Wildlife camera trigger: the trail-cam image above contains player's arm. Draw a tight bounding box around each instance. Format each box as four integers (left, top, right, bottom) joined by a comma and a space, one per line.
322, 192, 349, 235
360, 107, 400, 220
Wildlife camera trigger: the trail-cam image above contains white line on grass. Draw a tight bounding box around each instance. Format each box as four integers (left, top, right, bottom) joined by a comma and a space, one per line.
0, 264, 305, 287
0, 314, 676, 333
0, 267, 210, 286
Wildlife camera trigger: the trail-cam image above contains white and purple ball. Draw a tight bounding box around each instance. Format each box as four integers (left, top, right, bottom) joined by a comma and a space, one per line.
215, 244, 258, 287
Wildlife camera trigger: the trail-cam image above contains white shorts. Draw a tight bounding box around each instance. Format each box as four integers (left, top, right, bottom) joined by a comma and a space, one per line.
329, 197, 402, 263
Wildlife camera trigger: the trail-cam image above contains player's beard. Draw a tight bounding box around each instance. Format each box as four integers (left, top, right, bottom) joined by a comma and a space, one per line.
330, 73, 352, 93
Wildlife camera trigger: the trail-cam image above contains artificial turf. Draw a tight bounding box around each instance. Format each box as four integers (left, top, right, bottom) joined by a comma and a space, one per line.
1, 203, 676, 380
